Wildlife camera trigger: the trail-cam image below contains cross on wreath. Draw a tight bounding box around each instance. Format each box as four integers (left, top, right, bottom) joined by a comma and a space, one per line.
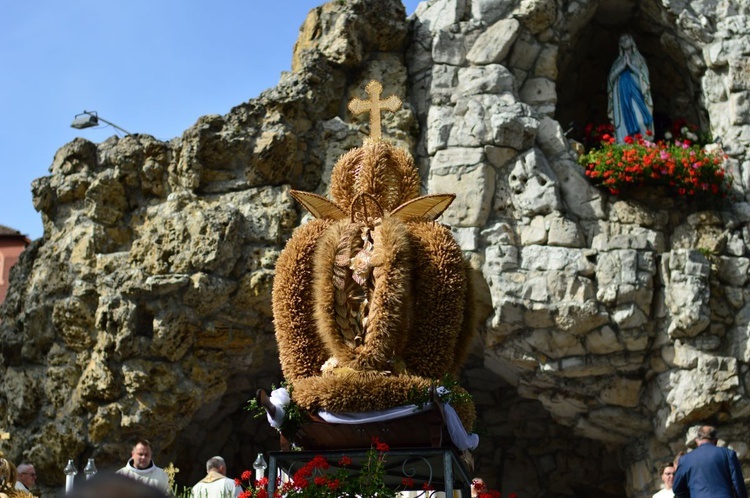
0, 431, 9, 458
347, 80, 401, 140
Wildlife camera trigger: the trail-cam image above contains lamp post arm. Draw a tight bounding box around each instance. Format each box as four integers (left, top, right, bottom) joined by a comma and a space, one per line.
94, 115, 131, 136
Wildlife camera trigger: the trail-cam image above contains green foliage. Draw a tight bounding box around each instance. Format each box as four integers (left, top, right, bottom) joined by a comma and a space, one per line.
435, 374, 474, 406
173, 485, 192, 498
406, 374, 473, 409
246, 397, 266, 419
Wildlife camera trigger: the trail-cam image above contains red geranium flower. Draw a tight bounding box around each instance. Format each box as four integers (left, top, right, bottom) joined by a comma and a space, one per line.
578, 121, 731, 199
309, 455, 330, 470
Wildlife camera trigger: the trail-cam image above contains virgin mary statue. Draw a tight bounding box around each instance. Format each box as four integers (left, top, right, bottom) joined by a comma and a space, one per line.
608, 34, 654, 143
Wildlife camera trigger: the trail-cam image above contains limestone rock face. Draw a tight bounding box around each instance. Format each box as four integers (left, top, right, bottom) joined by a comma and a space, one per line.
4, 0, 750, 497
0, 0, 415, 492
409, 0, 750, 496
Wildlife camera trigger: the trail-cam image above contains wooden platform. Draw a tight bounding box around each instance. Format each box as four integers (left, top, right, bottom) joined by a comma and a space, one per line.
256, 387, 475, 494
256, 388, 454, 452
281, 405, 449, 451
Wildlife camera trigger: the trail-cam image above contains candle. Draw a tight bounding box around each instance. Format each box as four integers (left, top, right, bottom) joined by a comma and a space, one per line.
63, 459, 78, 494
65, 474, 75, 493
252, 453, 267, 482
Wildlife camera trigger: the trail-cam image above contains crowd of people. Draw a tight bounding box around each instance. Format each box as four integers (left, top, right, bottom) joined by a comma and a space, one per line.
90, 427, 750, 498
1, 425, 746, 498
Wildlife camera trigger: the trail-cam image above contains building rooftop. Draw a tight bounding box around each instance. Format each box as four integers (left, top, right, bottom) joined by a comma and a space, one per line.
0, 224, 29, 239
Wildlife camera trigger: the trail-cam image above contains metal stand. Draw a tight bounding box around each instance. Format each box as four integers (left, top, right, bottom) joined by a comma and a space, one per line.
267, 447, 472, 496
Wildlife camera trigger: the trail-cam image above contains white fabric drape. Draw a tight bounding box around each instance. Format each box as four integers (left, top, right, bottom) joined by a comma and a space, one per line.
265, 387, 479, 451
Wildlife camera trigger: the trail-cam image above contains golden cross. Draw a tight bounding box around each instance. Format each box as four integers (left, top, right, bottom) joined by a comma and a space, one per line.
0, 431, 8, 458
164, 462, 179, 489
347, 80, 402, 140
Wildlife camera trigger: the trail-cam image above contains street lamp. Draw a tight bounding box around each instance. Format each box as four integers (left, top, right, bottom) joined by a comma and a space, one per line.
70, 110, 131, 135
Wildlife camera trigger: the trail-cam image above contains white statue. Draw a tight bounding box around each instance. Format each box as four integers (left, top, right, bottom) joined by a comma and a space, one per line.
607, 34, 654, 143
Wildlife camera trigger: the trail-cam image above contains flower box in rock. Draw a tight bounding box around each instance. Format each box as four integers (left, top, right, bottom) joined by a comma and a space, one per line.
578, 123, 732, 201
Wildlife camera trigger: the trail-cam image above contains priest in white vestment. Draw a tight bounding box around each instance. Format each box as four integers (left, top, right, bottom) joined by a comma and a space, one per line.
191, 456, 240, 498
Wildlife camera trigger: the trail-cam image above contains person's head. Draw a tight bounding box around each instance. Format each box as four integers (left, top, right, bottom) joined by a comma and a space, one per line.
206, 456, 226, 475
70, 472, 168, 498
130, 438, 154, 470
659, 463, 675, 490
16, 463, 36, 489
619, 34, 635, 52
695, 425, 718, 446
471, 477, 487, 497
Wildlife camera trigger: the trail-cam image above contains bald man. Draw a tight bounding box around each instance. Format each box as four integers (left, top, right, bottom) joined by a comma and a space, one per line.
191, 456, 239, 498
672, 425, 747, 498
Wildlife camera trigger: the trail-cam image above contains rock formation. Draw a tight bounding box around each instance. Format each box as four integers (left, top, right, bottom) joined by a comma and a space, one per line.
2, 0, 750, 497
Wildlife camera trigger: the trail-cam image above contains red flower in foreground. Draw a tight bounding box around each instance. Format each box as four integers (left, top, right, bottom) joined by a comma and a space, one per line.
423, 482, 434, 491
402, 477, 415, 487
371, 436, 390, 452
308, 455, 330, 470
479, 491, 502, 498
234, 442, 402, 498
292, 465, 312, 483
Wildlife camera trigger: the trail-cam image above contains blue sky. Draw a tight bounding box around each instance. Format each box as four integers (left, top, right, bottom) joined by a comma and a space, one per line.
1, 1, 421, 240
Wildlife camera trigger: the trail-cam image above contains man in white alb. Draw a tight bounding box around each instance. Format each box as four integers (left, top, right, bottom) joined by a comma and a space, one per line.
117, 438, 171, 495
191, 456, 240, 498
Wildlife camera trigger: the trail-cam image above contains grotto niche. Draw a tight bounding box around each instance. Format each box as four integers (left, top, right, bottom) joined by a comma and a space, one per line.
556, 0, 710, 146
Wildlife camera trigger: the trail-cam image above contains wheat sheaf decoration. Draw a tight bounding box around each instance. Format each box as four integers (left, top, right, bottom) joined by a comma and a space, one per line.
0, 431, 33, 498
272, 80, 477, 426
